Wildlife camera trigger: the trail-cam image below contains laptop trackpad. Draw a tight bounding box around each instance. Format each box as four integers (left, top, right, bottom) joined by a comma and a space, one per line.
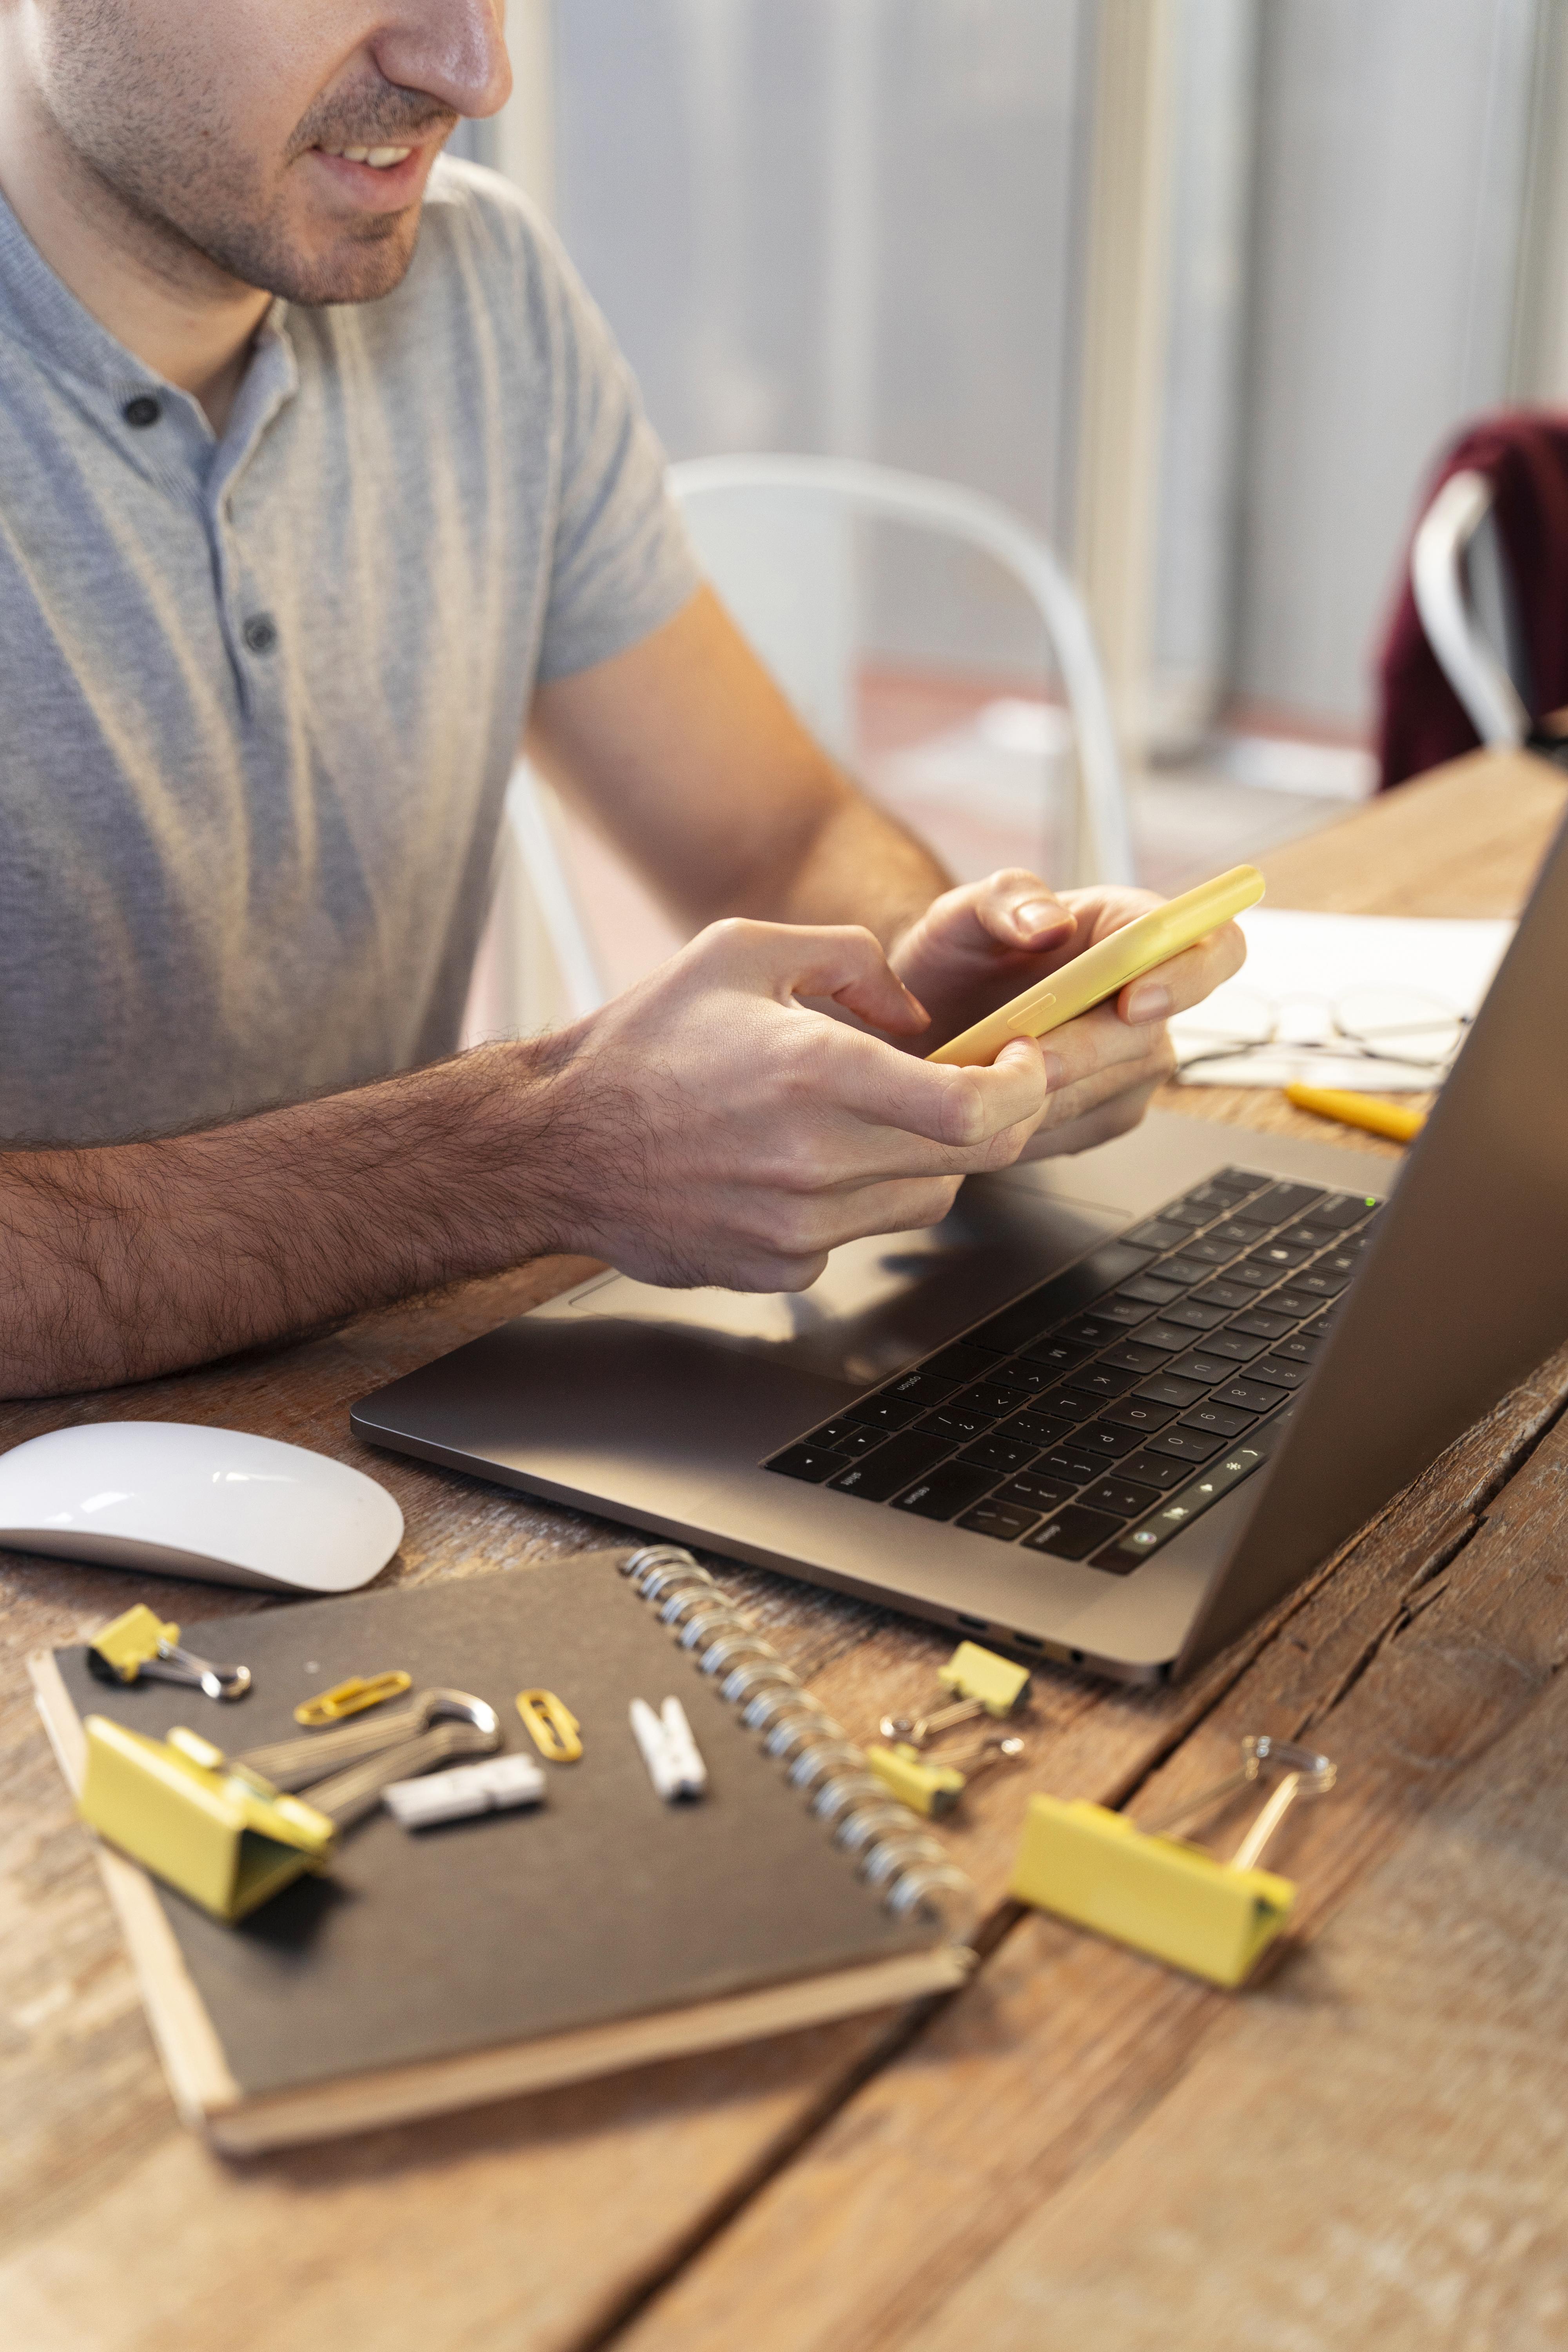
563, 1180, 1125, 1389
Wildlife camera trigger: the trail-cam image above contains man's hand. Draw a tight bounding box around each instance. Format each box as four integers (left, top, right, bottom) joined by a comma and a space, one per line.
540, 918, 1051, 1292
888, 868, 1248, 1159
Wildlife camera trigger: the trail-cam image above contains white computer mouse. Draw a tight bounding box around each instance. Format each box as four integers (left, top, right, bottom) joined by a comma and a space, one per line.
0, 1421, 404, 1593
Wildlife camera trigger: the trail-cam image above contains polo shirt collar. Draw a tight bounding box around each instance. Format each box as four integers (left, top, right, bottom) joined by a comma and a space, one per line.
0, 180, 296, 490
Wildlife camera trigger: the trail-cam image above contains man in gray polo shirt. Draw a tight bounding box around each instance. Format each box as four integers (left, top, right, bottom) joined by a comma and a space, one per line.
0, 1, 1240, 1397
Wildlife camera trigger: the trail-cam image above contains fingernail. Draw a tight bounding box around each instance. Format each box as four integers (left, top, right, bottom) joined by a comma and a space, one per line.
1014, 898, 1066, 937
1039, 1050, 1065, 1087
1125, 983, 1171, 1024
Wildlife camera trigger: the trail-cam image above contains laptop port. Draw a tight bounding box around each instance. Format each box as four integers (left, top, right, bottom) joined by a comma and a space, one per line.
1013, 1632, 1043, 1648
956, 1613, 988, 1632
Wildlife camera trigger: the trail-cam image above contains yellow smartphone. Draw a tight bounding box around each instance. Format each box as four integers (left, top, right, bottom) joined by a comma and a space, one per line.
927, 863, 1264, 1067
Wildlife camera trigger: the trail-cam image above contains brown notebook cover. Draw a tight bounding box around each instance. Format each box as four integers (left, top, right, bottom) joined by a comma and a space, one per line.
32, 1549, 970, 2150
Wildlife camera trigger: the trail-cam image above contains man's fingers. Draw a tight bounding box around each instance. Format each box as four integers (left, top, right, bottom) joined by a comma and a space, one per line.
708, 917, 930, 1036
972, 869, 1076, 954
1116, 919, 1248, 1025
825, 1027, 1053, 1153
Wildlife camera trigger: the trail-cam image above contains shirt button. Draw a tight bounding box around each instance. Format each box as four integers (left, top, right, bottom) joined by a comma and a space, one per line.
242, 613, 279, 656
122, 394, 162, 428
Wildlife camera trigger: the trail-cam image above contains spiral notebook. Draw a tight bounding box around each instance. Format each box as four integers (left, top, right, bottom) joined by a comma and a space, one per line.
31, 1548, 971, 2152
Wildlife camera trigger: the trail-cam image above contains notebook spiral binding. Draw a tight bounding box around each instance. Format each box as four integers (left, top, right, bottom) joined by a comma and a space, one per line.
621, 1544, 977, 1945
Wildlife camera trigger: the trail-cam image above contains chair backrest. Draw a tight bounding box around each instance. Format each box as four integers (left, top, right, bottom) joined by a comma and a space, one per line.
1410, 469, 1529, 748
668, 454, 1134, 887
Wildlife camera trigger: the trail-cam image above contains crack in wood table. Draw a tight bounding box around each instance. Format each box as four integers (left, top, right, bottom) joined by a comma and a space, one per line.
4, 748, 1566, 2352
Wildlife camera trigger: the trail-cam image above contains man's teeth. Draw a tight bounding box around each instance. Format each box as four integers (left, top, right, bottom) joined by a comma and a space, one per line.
324, 145, 413, 169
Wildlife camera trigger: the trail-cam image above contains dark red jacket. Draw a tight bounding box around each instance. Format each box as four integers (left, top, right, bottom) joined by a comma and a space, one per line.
1376, 412, 1568, 787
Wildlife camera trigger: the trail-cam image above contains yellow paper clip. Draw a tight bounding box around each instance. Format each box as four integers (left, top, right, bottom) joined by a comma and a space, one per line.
880, 1640, 1031, 1749
516, 1688, 583, 1763
87, 1602, 251, 1702
867, 1732, 1024, 1819
293, 1670, 412, 1728
1009, 1735, 1335, 1988
79, 1717, 335, 1922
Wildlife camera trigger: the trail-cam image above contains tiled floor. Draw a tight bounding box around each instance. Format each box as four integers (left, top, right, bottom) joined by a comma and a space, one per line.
540, 673, 1370, 1004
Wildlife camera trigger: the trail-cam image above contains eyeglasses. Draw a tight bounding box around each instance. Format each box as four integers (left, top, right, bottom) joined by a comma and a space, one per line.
1174, 986, 1471, 1080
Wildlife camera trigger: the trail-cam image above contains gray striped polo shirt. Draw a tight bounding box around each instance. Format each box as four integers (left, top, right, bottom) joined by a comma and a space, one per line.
0, 158, 699, 1146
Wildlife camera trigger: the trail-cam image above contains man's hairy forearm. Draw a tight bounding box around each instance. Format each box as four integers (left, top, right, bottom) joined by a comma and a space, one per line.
0, 1040, 575, 1399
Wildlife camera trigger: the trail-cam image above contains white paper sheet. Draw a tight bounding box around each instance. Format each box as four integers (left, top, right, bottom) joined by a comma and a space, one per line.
1169, 907, 1515, 1090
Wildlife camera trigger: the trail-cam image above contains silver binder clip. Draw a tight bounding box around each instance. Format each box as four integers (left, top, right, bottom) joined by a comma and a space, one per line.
87, 1603, 251, 1702
630, 1696, 708, 1801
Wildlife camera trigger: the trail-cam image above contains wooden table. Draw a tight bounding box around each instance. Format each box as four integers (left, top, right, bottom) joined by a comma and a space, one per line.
5, 748, 1566, 2351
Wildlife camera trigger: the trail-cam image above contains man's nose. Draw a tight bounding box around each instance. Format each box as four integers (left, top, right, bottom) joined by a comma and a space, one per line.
372, 1, 512, 121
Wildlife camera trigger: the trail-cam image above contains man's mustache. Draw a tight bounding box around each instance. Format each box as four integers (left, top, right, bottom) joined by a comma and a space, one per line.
289, 85, 459, 158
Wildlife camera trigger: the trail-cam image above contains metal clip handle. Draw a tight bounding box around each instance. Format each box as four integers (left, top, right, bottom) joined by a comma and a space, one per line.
1144, 1733, 1336, 1866
516, 1688, 583, 1764
293, 1671, 412, 1728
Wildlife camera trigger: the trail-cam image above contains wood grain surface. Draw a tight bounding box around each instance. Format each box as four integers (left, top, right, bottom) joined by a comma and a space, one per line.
2, 750, 1564, 2352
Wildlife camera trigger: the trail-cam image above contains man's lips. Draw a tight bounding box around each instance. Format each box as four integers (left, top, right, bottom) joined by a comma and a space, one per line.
307, 142, 435, 207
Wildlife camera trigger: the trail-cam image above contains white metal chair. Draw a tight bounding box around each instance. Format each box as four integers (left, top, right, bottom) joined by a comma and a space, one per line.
1410, 468, 1530, 748
466, 455, 1132, 1042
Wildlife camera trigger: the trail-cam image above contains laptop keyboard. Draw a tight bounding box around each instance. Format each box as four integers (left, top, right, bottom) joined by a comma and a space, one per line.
763, 1167, 1384, 1573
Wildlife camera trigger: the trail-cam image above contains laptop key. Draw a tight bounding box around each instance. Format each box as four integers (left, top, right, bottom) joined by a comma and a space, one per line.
1021, 1505, 1125, 1560
985, 1357, 1070, 1395
957, 1434, 1041, 1475
1125, 1218, 1191, 1249
967, 1380, 1038, 1416
1228, 1307, 1294, 1339
1083, 1476, 1165, 1519
1116, 1273, 1185, 1307
1268, 1331, 1323, 1365
994, 1469, 1076, 1511
1074, 1421, 1140, 1458
956, 1498, 1041, 1543
828, 1432, 955, 1500
1243, 1182, 1325, 1223
1292, 1267, 1352, 1298
1181, 1400, 1255, 1439
1113, 1443, 1269, 1560
1255, 1355, 1310, 1389
1200, 1329, 1269, 1363
1306, 1192, 1380, 1229
1037, 1448, 1105, 1485
1212, 1376, 1289, 1413
1116, 1448, 1192, 1490
1057, 1364, 1139, 1400
1083, 1296, 1154, 1327
1061, 1312, 1142, 1349
1180, 1234, 1248, 1266
810, 1420, 886, 1458
1098, 1340, 1173, 1374
1160, 1299, 1227, 1330
1168, 1349, 1231, 1383
1192, 1278, 1253, 1310
766, 1445, 845, 1483
1134, 1371, 1210, 1408
1020, 1335, 1095, 1373
1002, 1408, 1084, 1448
1102, 1394, 1178, 1433
1227, 1260, 1281, 1290
1268, 1287, 1323, 1318
846, 1391, 924, 1432
881, 1367, 960, 1408
1246, 1239, 1313, 1271
893, 1463, 999, 1521
1145, 1424, 1225, 1463
1153, 1254, 1218, 1286
918, 1403, 998, 1441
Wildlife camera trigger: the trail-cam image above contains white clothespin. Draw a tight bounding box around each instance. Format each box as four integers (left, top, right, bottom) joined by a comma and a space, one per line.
630, 1697, 708, 1802
382, 1751, 546, 1829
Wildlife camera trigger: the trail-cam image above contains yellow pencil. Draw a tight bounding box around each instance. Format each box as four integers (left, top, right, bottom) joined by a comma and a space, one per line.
1284, 1083, 1426, 1143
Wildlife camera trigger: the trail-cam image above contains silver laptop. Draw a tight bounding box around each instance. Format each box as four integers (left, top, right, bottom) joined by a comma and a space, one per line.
353, 810, 1568, 1683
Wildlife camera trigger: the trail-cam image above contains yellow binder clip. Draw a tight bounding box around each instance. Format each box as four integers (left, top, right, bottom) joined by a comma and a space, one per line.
79, 1718, 335, 1922
867, 1732, 1024, 1819
880, 1640, 1030, 1749
516, 1688, 583, 1764
87, 1602, 251, 1702
293, 1670, 412, 1728
1009, 1735, 1336, 1988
